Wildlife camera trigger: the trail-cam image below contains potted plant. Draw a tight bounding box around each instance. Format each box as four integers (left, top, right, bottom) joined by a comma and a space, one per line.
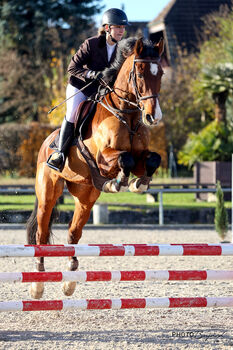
178, 120, 232, 200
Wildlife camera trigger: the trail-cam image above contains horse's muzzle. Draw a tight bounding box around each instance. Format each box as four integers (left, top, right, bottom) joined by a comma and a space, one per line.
146, 114, 154, 125
142, 111, 162, 126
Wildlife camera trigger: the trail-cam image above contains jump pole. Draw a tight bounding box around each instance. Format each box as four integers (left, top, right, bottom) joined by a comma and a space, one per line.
1, 297, 233, 312
1, 270, 233, 283
1, 243, 233, 257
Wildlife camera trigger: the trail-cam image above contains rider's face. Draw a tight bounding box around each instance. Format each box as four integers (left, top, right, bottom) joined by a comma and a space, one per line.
106, 25, 125, 43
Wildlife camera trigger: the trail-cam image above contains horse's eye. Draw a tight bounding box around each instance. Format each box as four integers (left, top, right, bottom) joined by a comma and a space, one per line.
137, 73, 144, 79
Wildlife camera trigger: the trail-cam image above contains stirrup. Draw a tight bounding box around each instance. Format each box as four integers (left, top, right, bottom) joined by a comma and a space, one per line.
46, 151, 65, 172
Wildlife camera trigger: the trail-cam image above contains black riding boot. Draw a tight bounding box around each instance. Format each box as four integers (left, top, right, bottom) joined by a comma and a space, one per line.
47, 118, 74, 172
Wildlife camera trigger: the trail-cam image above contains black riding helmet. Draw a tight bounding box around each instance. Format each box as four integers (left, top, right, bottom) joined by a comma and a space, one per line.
102, 8, 130, 26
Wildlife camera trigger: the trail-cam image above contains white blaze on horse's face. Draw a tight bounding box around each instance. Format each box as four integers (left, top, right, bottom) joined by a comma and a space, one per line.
150, 63, 158, 76
154, 99, 162, 124
150, 63, 162, 125
142, 97, 162, 126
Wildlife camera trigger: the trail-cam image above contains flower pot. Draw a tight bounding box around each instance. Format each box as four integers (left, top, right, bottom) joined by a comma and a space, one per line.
194, 161, 231, 201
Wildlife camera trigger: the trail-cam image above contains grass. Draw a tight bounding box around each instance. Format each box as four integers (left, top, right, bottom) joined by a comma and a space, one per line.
0, 192, 231, 211
0, 175, 231, 211
0, 176, 35, 186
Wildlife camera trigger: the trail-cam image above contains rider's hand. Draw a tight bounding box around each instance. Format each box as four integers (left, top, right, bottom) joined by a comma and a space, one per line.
86, 70, 104, 84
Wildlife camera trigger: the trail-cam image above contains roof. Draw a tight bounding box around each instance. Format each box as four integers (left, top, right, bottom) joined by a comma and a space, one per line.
148, 0, 176, 27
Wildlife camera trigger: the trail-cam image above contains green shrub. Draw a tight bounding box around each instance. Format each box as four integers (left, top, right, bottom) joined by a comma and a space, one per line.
214, 181, 229, 240
177, 120, 233, 168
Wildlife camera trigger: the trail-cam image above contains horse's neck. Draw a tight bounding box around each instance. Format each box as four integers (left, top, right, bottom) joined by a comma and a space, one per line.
111, 62, 137, 111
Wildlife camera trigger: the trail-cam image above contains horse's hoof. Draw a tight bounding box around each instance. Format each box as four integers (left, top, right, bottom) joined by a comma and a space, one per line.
128, 178, 144, 193
102, 180, 119, 193
29, 282, 44, 299
62, 281, 76, 296
103, 178, 129, 193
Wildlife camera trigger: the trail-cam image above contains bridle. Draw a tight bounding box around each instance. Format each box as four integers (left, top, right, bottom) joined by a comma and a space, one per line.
98, 55, 161, 139
128, 57, 160, 110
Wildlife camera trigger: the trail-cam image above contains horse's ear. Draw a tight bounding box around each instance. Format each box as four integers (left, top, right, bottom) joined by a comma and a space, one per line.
134, 37, 144, 56
155, 38, 164, 56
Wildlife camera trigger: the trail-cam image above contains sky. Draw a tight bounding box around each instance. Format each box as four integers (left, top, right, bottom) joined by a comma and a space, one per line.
94, 0, 171, 26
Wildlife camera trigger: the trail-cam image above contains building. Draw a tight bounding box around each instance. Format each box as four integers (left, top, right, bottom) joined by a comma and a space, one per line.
148, 0, 232, 67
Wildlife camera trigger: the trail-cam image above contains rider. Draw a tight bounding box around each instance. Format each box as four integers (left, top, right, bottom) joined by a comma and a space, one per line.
47, 8, 130, 172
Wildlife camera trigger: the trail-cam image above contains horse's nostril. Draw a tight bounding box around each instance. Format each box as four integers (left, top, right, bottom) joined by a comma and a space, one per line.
146, 114, 153, 124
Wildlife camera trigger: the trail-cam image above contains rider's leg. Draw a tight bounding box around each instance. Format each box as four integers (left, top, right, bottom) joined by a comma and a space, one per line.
47, 84, 87, 172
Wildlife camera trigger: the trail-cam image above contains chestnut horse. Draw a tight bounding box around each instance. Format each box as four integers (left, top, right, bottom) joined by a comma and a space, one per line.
27, 37, 164, 299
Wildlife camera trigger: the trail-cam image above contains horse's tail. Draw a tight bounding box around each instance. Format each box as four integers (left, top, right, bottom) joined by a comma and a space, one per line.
26, 196, 59, 244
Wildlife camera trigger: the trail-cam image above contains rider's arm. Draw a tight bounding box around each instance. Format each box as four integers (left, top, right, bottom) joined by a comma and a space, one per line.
67, 38, 92, 82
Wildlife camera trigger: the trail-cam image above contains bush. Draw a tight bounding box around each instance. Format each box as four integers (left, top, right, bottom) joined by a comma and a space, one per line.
0, 123, 31, 175
215, 181, 229, 240
0, 122, 55, 177
177, 120, 233, 168
17, 122, 56, 177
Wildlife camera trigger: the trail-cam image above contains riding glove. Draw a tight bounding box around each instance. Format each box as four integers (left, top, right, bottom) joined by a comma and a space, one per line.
86, 70, 104, 83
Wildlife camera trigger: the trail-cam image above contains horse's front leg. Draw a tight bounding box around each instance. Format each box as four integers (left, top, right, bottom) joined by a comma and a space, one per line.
99, 151, 135, 193
28, 164, 64, 299
129, 152, 161, 193
62, 183, 100, 296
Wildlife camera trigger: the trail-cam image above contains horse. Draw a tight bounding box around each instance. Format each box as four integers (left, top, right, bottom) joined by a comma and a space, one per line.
27, 37, 164, 299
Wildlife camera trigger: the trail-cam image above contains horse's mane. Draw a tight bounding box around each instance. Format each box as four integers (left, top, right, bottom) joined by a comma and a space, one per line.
102, 37, 160, 87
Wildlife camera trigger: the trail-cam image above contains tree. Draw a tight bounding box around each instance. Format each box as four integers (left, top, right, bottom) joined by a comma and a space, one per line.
192, 7, 233, 124
159, 49, 207, 153
0, 0, 103, 123
178, 6, 233, 167
194, 63, 233, 123
0, 0, 103, 56
0, 47, 48, 123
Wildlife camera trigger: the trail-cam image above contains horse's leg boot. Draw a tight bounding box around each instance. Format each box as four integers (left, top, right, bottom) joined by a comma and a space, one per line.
47, 118, 74, 172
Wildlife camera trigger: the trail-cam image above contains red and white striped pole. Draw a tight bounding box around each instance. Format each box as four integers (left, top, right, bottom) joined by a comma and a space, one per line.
0, 297, 233, 312
0, 243, 233, 257
0, 270, 233, 283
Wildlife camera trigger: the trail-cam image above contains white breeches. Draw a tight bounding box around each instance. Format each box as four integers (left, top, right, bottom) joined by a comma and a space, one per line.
65, 84, 87, 123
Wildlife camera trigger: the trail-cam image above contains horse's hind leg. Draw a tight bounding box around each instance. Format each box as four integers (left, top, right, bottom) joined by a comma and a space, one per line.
62, 182, 100, 296
28, 163, 64, 299
129, 152, 161, 193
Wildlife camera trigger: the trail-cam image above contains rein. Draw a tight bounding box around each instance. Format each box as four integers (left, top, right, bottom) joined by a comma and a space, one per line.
99, 96, 141, 142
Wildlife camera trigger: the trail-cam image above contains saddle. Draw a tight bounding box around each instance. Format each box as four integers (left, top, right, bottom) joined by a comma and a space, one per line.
49, 99, 112, 191
49, 100, 97, 150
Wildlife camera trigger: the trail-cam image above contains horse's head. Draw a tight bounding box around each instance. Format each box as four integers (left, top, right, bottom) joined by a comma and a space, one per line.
129, 38, 164, 126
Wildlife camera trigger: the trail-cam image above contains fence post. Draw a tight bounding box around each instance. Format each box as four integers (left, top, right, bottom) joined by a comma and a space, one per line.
93, 204, 109, 225
159, 191, 164, 225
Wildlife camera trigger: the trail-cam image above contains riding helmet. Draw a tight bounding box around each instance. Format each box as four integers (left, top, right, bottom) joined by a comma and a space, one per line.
102, 8, 130, 26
